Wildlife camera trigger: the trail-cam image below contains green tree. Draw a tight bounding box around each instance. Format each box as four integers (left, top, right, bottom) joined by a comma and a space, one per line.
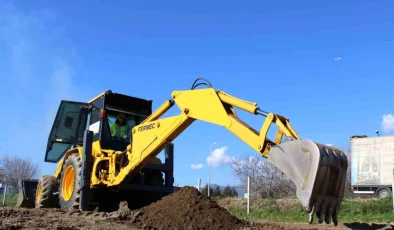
222, 185, 233, 197
201, 183, 208, 196
212, 185, 221, 197
231, 187, 238, 197
201, 183, 213, 197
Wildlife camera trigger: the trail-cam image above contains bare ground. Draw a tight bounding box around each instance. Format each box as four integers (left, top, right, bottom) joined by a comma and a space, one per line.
0, 207, 139, 230
1, 187, 392, 230
1, 207, 393, 230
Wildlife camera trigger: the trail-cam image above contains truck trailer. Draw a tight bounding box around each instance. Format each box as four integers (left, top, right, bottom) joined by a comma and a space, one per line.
350, 134, 394, 198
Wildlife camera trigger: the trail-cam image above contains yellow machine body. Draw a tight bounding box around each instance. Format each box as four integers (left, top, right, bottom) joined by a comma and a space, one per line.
17, 79, 347, 225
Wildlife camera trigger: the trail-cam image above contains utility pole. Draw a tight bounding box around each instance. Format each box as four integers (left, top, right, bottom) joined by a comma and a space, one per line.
2, 184, 7, 206
247, 176, 250, 214
208, 142, 217, 197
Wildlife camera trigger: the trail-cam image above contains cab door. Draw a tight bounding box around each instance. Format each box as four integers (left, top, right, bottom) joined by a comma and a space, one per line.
45, 100, 89, 163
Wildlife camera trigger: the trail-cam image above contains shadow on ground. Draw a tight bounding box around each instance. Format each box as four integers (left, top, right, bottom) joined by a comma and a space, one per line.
344, 223, 393, 230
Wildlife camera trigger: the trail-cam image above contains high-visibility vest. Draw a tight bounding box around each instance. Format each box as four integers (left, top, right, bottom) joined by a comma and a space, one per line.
110, 123, 128, 138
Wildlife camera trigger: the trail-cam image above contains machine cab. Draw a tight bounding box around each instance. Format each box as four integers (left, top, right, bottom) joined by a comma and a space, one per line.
45, 90, 153, 163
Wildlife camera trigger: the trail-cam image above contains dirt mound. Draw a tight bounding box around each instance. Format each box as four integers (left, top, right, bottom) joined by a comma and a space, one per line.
133, 186, 247, 230
0, 187, 288, 229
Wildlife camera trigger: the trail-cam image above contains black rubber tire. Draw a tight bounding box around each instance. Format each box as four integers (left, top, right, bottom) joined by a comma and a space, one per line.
377, 188, 391, 199
35, 175, 59, 208
59, 153, 82, 210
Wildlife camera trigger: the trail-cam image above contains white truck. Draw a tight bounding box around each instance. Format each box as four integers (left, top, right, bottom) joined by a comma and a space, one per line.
350, 134, 394, 198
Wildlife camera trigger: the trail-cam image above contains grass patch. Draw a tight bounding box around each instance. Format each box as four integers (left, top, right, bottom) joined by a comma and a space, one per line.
217, 197, 394, 223
0, 193, 18, 207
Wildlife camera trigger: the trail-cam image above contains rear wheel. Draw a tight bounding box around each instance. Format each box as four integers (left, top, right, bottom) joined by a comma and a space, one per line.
377, 188, 391, 199
59, 153, 82, 210
35, 175, 59, 208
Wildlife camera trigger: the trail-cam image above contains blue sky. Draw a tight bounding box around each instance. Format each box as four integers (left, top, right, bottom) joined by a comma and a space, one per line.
1, 0, 393, 187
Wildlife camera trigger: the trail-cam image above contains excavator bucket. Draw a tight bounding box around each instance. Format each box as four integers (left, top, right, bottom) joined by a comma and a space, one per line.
15, 179, 38, 208
267, 139, 348, 226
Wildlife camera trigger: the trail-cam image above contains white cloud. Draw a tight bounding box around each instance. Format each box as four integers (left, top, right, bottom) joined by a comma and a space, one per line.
191, 164, 204, 169
382, 114, 394, 133
325, 144, 333, 146
334, 57, 341, 61
207, 146, 234, 168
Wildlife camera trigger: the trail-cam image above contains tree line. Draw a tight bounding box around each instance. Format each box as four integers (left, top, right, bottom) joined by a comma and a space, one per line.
200, 184, 239, 197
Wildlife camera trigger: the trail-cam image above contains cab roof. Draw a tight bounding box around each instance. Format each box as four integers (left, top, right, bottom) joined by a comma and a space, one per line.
88, 90, 153, 117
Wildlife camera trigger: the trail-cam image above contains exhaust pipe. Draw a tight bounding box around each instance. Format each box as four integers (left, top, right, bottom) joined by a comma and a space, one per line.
267, 139, 348, 226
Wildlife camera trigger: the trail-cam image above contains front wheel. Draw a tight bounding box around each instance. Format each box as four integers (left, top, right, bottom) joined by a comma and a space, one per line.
59, 153, 82, 210
35, 175, 59, 208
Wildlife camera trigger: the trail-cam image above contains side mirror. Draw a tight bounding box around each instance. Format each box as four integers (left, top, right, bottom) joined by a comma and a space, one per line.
64, 116, 74, 128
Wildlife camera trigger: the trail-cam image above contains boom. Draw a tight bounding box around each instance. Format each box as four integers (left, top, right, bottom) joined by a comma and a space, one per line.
111, 87, 299, 185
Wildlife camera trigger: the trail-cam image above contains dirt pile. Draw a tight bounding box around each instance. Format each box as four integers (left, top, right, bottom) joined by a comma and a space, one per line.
0, 187, 289, 229
132, 186, 248, 230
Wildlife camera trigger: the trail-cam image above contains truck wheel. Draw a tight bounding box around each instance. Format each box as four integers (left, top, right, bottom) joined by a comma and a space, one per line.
377, 188, 391, 199
35, 175, 59, 208
59, 153, 82, 210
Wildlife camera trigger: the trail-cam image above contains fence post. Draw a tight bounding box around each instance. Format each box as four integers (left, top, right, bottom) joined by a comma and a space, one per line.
2, 184, 7, 206
247, 176, 250, 214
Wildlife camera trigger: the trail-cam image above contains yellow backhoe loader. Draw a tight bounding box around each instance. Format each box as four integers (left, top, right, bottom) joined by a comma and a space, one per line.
16, 78, 347, 225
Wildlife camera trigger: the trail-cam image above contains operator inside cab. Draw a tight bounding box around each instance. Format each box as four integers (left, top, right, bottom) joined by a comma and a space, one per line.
110, 112, 129, 140
109, 112, 164, 184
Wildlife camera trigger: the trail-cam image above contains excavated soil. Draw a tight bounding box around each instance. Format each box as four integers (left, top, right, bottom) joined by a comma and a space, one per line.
1, 186, 390, 230
133, 186, 248, 230
0, 186, 282, 230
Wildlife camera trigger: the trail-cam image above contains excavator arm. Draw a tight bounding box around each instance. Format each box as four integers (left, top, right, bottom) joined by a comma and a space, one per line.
113, 86, 300, 184
104, 79, 347, 225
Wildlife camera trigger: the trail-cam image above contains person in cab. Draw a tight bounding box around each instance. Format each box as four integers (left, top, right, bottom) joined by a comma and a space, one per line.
110, 112, 129, 140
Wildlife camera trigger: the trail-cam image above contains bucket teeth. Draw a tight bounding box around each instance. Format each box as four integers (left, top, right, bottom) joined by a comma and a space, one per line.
308, 143, 348, 226
267, 139, 348, 226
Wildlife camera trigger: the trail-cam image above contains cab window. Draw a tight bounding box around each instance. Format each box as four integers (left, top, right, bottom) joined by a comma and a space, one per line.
102, 113, 143, 143
88, 97, 103, 142
45, 100, 88, 162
